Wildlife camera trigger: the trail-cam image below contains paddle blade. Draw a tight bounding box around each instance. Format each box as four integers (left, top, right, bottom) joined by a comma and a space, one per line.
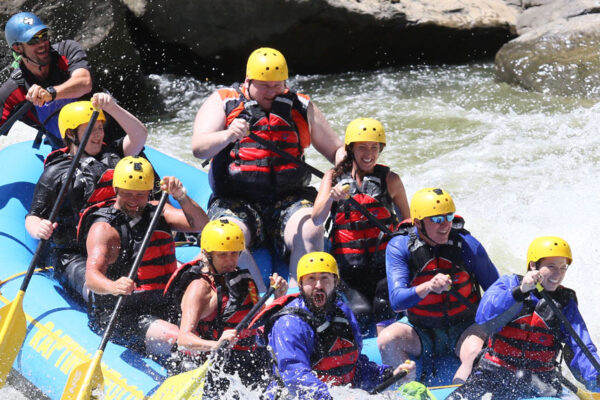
0, 291, 27, 387
574, 388, 600, 400
150, 359, 212, 400
60, 350, 104, 400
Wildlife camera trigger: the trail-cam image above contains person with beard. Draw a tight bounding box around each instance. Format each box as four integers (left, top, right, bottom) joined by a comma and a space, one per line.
377, 188, 499, 385
447, 237, 600, 400
25, 94, 147, 302
81, 156, 208, 356
312, 118, 409, 336
1, 12, 93, 146
263, 252, 415, 400
163, 218, 287, 394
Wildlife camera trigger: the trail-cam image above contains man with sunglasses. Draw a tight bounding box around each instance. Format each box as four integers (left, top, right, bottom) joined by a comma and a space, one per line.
0, 11, 92, 146
377, 187, 499, 385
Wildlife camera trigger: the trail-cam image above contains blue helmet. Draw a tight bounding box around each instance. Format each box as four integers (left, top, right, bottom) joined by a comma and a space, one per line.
5, 12, 48, 47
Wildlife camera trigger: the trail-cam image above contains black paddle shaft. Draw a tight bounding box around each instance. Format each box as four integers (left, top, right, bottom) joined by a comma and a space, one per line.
369, 369, 408, 395
0, 101, 33, 136
98, 190, 169, 352
20, 110, 100, 291
218, 285, 277, 352
537, 287, 600, 374
245, 130, 397, 238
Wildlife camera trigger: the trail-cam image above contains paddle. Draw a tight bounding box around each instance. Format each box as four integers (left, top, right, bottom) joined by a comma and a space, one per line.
0, 110, 99, 387
369, 369, 408, 394
0, 101, 33, 136
149, 284, 278, 400
536, 283, 600, 375
559, 374, 600, 400
60, 190, 169, 400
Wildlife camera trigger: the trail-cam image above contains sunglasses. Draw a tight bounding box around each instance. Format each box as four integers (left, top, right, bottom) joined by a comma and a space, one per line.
26, 30, 49, 45
429, 213, 455, 224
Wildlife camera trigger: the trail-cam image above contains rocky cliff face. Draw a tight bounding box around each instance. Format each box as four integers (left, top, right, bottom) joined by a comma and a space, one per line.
1, 0, 518, 112
495, 0, 600, 98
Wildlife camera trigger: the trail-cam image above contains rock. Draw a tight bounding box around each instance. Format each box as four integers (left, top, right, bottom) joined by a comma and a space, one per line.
126, 0, 518, 77
495, 13, 600, 97
521, 0, 557, 9
517, 0, 600, 34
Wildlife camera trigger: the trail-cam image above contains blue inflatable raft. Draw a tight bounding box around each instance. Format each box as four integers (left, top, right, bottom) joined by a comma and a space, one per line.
0, 140, 572, 399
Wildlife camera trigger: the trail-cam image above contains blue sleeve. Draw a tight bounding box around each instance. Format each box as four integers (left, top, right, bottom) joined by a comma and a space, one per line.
386, 235, 421, 311
475, 275, 523, 331
268, 315, 332, 400
352, 354, 392, 392
562, 299, 600, 391
460, 234, 500, 290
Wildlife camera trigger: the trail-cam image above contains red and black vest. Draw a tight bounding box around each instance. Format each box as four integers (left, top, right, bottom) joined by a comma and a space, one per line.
164, 259, 260, 351
330, 164, 397, 268
44, 144, 120, 213
209, 85, 312, 201
257, 294, 360, 386
78, 200, 176, 311
483, 279, 575, 373
401, 217, 481, 328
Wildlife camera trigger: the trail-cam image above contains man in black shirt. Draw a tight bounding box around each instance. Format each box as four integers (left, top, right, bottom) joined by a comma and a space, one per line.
0, 11, 92, 146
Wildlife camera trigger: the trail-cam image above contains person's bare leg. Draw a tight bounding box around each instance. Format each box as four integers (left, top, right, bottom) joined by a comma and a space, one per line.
453, 323, 486, 384
377, 322, 422, 367
283, 208, 324, 287
145, 319, 179, 356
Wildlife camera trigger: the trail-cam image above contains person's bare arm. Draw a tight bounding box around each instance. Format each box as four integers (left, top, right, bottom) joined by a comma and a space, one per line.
178, 278, 235, 351
85, 221, 134, 295
160, 176, 209, 232
92, 93, 147, 156
386, 171, 410, 221
54, 68, 93, 100
307, 102, 344, 164
191, 91, 249, 160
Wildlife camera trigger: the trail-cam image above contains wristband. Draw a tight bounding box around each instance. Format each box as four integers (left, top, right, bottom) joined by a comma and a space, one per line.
174, 186, 187, 201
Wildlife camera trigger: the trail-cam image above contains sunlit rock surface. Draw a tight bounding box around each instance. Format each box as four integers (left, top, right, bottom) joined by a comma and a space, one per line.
495, 13, 600, 98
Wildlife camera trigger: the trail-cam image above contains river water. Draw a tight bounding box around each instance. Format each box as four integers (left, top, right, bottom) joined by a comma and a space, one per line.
2, 62, 599, 398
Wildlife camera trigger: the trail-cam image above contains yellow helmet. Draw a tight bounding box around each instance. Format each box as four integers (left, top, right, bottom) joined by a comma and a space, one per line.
58, 101, 106, 139
112, 156, 154, 191
410, 187, 456, 220
246, 47, 288, 81
527, 236, 572, 270
201, 218, 245, 252
297, 252, 339, 282
344, 118, 386, 146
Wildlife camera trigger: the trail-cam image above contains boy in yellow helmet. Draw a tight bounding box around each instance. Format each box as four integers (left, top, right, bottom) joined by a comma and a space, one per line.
25, 93, 147, 301
191, 47, 344, 286
448, 236, 600, 399
81, 156, 208, 356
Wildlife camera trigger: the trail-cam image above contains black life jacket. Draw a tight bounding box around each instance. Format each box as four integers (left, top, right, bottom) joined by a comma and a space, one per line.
256, 294, 360, 386
78, 200, 176, 312
164, 259, 260, 351
483, 278, 576, 373
44, 144, 120, 213
399, 217, 481, 328
209, 85, 311, 201
330, 164, 397, 268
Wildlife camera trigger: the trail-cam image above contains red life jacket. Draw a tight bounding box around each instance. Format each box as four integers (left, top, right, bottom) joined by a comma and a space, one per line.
330, 164, 397, 268
78, 200, 176, 311
164, 259, 260, 351
400, 217, 481, 328
483, 280, 575, 373
209, 85, 312, 201
256, 294, 360, 386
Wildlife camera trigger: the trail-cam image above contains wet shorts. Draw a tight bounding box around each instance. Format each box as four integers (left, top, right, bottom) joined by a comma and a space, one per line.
88, 307, 167, 353
49, 249, 89, 303
207, 190, 315, 258
396, 316, 472, 360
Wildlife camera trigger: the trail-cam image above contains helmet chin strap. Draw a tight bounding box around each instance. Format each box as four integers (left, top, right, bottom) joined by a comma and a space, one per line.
418, 219, 444, 246
15, 47, 50, 71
